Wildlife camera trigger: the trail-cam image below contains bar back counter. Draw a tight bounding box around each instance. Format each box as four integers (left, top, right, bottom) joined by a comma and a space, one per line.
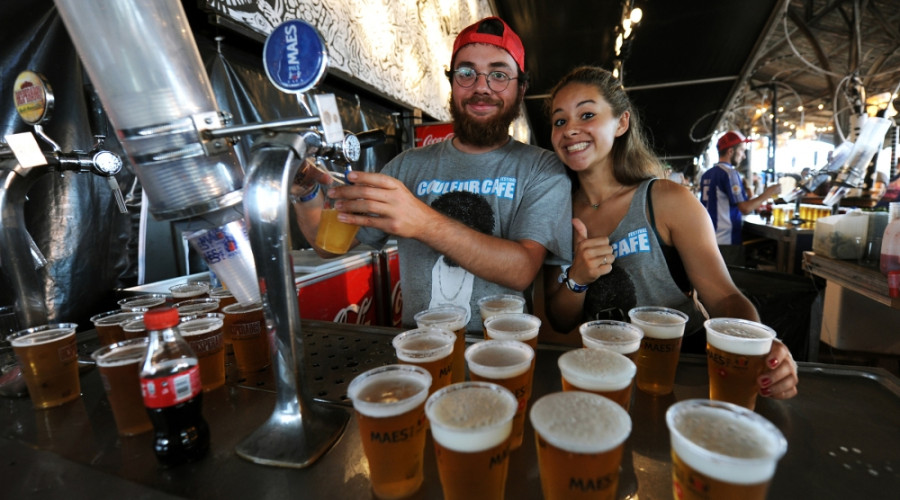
2, 320, 899, 499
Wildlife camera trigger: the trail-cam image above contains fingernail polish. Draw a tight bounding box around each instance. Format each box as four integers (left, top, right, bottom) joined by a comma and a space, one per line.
761, 387, 771, 396
759, 377, 771, 387
768, 358, 778, 368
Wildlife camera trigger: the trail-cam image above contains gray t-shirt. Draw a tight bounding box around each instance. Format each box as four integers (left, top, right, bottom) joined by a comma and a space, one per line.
357, 138, 573, 332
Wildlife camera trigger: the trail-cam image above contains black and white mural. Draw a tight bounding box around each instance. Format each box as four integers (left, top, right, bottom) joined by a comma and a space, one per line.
204, 0, 494, 122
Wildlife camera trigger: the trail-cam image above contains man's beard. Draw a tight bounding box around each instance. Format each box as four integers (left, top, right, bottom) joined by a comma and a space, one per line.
450, 91, 522, 148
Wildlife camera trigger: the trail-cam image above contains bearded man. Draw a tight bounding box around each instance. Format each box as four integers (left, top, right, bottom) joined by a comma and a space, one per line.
293, 17, 572, 332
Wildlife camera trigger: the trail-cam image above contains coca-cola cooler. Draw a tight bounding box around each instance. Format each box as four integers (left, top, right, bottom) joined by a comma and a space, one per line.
292, 249, 378, 325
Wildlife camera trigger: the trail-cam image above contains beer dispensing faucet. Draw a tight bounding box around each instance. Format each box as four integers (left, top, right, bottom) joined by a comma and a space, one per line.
53, 0, 368, 468
1, 70, 126, 329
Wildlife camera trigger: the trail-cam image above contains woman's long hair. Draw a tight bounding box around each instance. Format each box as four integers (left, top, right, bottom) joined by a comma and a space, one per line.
547, 66, 664, 189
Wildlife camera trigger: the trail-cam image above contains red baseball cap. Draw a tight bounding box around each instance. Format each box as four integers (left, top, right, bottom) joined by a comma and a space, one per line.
452, 17, 525, 72
716, 130, 753, 151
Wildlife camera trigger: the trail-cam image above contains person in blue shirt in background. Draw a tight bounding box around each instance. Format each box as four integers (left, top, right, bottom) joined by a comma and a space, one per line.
700, 131, 781, 265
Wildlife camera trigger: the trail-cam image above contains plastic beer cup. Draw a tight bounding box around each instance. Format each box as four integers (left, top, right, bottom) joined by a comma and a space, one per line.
666, 399, 787, 500
209, 287, 237, 312
347, 364, 432, 499
222, 301, 270, 373
174, 298, 220, 317
483, 312, 541, 349
117, 294, 167, 311
558, 347, 636, 411
477, 294, 525, 336
704, 318, 776, 410
91, 337, 153, 435
579, 320, 644, 360
315, 180, 360, 255
9, 323, 80, 409
169, 282, 210, 300
465, 340, 535, 449
530, 391, 632, 500
179, 313, 226, 391
426, 381, 518, 500
628, 306, 688, 395
91, 310, 145, 346
392, 327, 456, 396
414, 305, 468, 383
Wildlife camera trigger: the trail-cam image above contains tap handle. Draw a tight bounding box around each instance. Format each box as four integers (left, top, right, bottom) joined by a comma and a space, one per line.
106, 176, 128, 214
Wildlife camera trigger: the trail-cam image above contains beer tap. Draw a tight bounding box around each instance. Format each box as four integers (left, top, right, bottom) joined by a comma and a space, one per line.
1, 70, 127, 328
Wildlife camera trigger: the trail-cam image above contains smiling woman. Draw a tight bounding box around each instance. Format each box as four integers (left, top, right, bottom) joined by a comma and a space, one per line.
542, 66, 799, 402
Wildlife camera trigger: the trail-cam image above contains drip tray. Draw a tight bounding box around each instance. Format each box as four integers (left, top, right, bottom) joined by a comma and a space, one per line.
228, 320, 398, 406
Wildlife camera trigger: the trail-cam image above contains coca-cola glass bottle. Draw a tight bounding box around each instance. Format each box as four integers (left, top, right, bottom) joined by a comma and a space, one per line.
139, 307, 210, 466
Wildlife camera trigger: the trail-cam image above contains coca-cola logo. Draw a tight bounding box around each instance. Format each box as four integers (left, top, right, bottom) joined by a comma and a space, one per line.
332, 296, 373, 325
391, 281, 403, 326
420, 132, 454, 146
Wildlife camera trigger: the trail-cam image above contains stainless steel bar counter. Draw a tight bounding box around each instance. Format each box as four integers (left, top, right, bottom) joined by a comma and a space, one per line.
3, 320, 899, 499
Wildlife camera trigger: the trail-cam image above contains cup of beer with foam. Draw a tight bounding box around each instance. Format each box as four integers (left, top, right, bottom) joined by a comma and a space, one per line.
347, 364, 432, 499
465, 340, 536, 449
628, 306, 688, 396
426, 381, 517, 500
530, 391, 632, 500
704, 318, 776, 410
666, 399, 787, 500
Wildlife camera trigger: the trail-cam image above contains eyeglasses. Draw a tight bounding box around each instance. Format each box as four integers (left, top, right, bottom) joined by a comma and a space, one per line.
450, 67, 518, 92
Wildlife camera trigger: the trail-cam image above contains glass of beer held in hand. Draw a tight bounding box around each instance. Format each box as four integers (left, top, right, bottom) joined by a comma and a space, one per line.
414, 305, 468, 383
9, 323, 81, 409
628, 306, 688, 396
465, 340, 536, 449
579, 320, 644, 360
666, 399, 787, 500
558, 347, 636, 411
392, 327, 456, 395
347, 364, 432, 500
704, 318, 776, 410
530, 391, 632, 500
426, 381, 518, 500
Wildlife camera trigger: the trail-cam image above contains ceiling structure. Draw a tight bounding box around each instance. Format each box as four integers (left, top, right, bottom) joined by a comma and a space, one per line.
494, 0, 900, 170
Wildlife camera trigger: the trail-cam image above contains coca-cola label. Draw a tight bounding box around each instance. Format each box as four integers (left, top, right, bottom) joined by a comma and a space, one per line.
414, 123, 454, 148
141, 366, 201, 409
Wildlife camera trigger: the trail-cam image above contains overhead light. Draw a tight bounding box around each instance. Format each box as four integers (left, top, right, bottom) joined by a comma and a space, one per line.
817, 103, 824, 110
630, 8, 643, 23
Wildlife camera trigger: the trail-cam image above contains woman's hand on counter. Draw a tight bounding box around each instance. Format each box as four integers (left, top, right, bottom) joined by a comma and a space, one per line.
758, 340, 799, 400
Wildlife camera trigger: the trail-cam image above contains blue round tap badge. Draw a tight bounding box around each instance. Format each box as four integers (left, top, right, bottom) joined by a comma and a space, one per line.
263, 19, 328, 94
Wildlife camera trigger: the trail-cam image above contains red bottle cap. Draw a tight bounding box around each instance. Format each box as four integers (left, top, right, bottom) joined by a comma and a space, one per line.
143, 307, 180, 330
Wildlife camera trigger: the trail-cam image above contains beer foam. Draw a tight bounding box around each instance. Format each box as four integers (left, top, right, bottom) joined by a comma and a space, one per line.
667, 401, 786, 484
465, 341, 533, 379
629, 308, 687, 339
558, 348, 636, 391
580, 322, 643, 354
10, 327, 76, 347
705, 319, 775, 356
529, 391, 631, 454
393, 329, 455, 363
426, 383, 517, 452
180, 317, 224, 337
348, 366, 431, 418
477, 295, 525, 314
415, 311, 466, 331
